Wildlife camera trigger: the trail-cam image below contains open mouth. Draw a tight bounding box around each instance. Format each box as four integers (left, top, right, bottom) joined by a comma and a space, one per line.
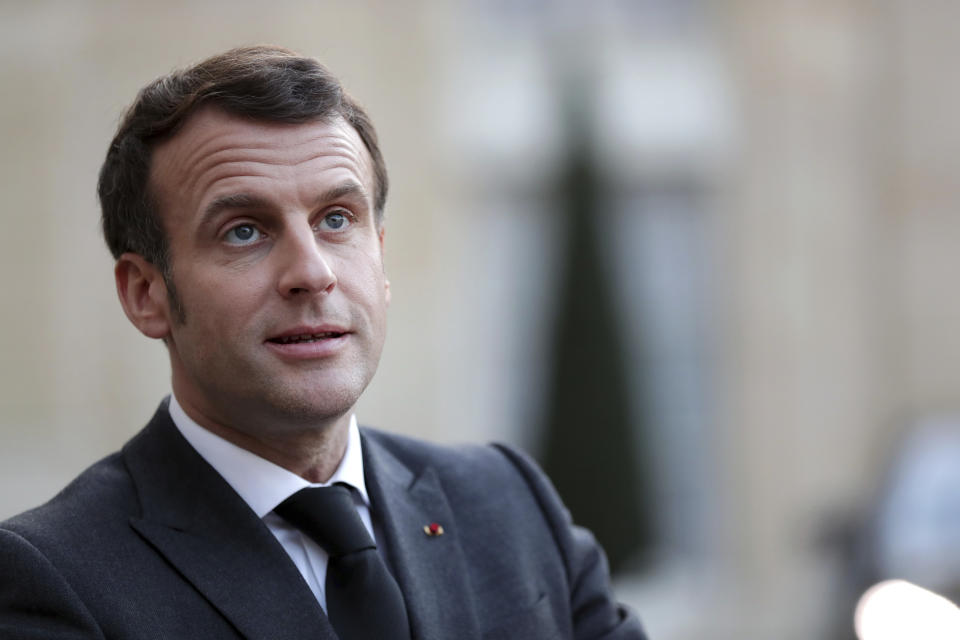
268, 332, 346, 344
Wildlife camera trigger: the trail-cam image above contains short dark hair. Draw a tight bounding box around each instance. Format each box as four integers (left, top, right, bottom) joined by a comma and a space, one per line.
98, 45, 388, 274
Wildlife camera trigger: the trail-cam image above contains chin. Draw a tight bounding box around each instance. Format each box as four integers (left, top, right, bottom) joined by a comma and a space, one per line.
265, 384, 365, 427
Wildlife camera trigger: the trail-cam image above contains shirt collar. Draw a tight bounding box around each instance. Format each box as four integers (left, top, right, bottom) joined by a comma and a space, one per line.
168, 394, 370, 518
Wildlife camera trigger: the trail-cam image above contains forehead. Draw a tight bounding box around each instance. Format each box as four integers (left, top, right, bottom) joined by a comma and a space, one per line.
149, 106, 375, 218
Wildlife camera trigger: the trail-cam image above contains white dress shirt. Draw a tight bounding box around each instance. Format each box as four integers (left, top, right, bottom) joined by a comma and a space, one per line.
168, 394, 374, 611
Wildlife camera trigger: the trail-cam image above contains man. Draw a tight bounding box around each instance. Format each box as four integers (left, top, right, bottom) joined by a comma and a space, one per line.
0, 46, 646, 639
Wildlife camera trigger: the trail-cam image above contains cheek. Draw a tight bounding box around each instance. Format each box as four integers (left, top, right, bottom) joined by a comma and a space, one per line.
357, 268, 390, 310
180, 270, 270, 328
336, 246, 387, 294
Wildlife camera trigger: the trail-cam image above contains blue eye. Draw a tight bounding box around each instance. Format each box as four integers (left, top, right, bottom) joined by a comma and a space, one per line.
320, 212, 350, 232
224, 224, 261, 245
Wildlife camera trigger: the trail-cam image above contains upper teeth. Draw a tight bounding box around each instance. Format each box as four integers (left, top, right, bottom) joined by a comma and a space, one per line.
276, 332, 339, 344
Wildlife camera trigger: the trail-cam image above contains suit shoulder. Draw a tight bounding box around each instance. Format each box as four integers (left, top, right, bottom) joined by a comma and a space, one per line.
360, 427, 532, 482
360, 427, 559, 519
0, 451, 136, 548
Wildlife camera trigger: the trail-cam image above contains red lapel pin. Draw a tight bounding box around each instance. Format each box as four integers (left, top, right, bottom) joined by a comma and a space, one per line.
423, 522, 444, 537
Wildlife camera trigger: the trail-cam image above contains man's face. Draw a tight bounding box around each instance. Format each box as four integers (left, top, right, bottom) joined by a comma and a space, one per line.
145, 107, 389, 437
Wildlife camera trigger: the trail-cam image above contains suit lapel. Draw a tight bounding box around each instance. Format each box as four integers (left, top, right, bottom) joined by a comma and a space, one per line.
123, 404, 337, 640
362, 431, 482, 640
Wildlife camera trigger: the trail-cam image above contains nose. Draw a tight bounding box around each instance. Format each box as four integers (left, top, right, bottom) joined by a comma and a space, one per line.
275, 224, 336, 297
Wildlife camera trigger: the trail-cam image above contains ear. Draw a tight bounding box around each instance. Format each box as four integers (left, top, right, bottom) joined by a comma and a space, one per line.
115, 253, 173, 339
379, 226, 391, 306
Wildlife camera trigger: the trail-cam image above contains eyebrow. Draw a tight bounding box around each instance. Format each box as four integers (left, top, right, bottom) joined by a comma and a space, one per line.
200, 181, 371, 226
201, 193, 268, 226
318, 181, 369, 206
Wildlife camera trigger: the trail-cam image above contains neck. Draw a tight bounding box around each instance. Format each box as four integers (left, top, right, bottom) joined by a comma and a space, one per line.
173, 395, 351, 484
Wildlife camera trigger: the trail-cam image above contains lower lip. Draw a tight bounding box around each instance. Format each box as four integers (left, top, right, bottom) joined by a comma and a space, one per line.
265, 334, 350, 360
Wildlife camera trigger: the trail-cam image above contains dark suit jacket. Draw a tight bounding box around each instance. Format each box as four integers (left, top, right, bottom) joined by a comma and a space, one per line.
0, 402, 646, 639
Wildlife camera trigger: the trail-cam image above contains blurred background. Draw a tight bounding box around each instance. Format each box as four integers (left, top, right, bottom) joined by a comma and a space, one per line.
2, 1, 959, 638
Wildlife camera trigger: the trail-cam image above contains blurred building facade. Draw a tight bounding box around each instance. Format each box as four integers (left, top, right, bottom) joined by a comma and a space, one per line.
1, 1, 958, 638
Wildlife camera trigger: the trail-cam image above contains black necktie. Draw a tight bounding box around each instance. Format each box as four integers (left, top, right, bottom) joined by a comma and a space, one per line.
275, 484, 412, 640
